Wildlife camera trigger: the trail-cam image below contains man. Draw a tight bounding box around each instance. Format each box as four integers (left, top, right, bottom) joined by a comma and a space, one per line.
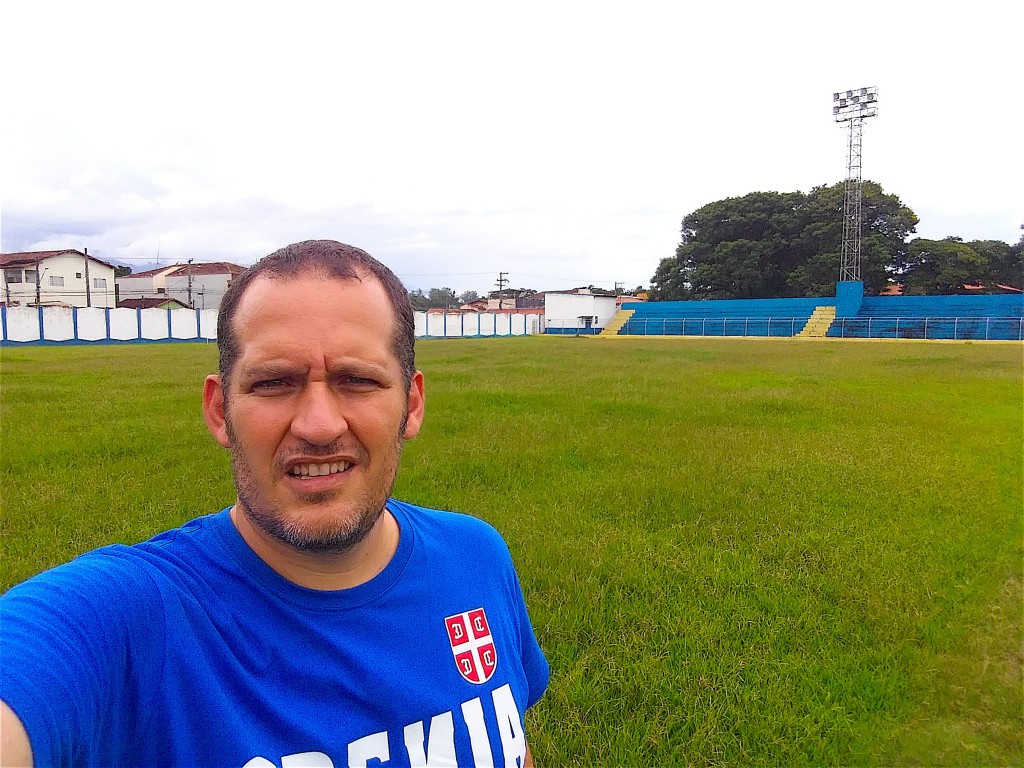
0, 240, 548, 767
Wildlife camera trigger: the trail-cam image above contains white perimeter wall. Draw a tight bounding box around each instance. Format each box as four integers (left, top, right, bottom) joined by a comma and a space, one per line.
2, 308, 533, 343
422, 313, 534, 337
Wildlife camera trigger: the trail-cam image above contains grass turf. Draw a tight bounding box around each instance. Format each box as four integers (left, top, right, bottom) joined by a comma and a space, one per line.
1, 337, 1021, 766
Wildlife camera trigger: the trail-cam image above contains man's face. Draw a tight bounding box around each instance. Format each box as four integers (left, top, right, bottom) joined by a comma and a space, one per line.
202, 273, 424, 554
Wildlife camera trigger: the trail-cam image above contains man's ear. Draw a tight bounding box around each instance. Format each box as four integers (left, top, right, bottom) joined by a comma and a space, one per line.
202, 374, 233, 448
403, 370, 425, 440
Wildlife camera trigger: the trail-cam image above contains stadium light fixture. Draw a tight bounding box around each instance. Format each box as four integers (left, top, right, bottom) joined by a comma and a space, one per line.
833, 87, 879, 122
833, 86, 878, 283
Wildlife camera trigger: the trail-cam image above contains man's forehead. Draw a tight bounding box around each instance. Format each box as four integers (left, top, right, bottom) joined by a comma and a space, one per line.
231, 272, 397, 352
241, 269, 372, 300
235, 271, 391, 318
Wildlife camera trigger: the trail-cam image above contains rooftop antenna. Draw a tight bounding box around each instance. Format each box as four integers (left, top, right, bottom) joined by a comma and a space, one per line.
833, 86, 878, 282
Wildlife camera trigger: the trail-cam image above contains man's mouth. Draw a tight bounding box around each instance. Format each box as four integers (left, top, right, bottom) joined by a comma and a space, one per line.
288, 462, 352, 478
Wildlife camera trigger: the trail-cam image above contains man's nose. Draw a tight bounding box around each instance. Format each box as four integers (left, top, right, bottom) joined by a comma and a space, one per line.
290, 383, 348, 445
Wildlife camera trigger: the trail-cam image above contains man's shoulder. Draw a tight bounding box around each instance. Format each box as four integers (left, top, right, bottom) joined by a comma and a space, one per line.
389, 499, 512, 555
2, 510, 229, 606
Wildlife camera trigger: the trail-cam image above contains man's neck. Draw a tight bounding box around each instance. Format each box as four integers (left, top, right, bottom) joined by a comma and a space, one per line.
229, 505, 400, 591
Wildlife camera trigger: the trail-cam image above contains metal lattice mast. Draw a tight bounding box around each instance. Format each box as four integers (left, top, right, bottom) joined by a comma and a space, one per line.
833, 87, 878, 282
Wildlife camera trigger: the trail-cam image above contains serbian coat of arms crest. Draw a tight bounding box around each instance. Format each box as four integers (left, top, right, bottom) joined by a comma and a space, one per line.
444, 608, 497, 684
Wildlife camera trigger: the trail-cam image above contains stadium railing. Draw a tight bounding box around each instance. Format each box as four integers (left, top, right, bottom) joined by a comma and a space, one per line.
621, 317, 804, 337
616, 316, 1023, 340
827, 316, 1024, 341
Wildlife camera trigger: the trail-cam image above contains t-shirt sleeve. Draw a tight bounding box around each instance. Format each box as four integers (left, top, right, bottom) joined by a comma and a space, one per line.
508, 563, 549, 710
0, 550, 165, 766
438, 509, 550, 710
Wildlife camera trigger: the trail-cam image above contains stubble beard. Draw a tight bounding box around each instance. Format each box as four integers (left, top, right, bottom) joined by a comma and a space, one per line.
225, 415, 407, 556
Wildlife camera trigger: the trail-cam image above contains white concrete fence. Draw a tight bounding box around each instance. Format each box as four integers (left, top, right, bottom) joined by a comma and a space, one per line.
0, 306, 539, 345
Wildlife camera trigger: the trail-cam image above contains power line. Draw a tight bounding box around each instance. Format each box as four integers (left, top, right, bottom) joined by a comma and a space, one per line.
514, 272, 622, 286
396, 271, 495, 278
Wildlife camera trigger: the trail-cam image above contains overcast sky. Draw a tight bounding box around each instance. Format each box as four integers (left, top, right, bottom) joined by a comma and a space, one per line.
2, 1, 1020, 294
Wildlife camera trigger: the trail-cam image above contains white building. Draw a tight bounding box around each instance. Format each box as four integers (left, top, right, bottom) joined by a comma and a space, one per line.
544, 289, 620, 333
1, 250, 117, 308
116, 262, 247, 312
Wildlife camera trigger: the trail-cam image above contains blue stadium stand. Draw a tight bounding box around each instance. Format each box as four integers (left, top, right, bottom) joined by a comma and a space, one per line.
827, 295, 1024, 340
615, 292, 1023, 341
620, 297, 828, 337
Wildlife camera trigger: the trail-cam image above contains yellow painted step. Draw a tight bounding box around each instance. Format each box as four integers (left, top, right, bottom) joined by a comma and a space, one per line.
600, 308, 636, 336
796, 306, 836, 338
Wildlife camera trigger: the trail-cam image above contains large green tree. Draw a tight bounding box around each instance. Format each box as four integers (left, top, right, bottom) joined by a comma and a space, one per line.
651, 182, 918, 300
969, 236, 1023, 290
427, 287, 457, 309
408, 289, 429, 311
900, 238, 989, 295
893, 233, 1022, 295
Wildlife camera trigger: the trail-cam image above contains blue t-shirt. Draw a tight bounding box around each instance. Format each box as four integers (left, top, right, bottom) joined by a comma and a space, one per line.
0, 500, 548, 767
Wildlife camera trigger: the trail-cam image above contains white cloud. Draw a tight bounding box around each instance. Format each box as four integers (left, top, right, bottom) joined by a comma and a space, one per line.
2, 0, 1021, 294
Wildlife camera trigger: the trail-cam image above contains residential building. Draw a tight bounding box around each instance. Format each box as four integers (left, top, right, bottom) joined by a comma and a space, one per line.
486, 289, 545, 310
1, 250, 117, 308
116, 262, 247, 312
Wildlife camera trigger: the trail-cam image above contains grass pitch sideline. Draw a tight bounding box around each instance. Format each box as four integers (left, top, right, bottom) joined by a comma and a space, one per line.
1, 338, 1020, 767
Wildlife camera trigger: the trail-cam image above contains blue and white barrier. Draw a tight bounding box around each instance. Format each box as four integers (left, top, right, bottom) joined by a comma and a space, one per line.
1, 307, 538, 345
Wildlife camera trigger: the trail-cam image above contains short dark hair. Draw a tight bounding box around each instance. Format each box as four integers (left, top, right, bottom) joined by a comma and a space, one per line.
217, 240, 415, 388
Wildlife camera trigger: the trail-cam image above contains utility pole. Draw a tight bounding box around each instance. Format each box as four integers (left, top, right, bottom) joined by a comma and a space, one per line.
84, 247, 92, 307
35, 261, 41, 305
495, 271, 509, 310
187, 259, 194, 308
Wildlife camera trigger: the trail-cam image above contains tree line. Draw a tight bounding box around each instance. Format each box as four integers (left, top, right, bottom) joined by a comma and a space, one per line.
650, 181, 1022, 300
407, 288, 479, 311
407, 287, 548, 310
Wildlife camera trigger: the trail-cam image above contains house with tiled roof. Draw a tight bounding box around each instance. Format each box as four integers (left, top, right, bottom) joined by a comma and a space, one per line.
1, 249, 116, 307
116, 261, 247, 312
116, 296, 191, 310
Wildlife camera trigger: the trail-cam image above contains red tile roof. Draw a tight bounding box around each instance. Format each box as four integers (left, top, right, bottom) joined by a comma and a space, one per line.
119, 265, 179, 278
0, 250, 115, 269
119, 261, 247, 279
883, 282, 1022, 296
117, 297, 191, 309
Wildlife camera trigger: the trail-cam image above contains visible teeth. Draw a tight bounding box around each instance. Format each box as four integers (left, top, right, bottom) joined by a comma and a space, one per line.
291, 462, 350, 477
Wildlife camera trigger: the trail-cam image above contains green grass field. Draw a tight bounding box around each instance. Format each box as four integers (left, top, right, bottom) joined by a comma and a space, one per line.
1, 337, 1021, 766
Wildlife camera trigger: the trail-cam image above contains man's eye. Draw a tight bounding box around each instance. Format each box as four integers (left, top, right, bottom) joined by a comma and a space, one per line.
252, 379, 289, 392
342, 375, 379, 388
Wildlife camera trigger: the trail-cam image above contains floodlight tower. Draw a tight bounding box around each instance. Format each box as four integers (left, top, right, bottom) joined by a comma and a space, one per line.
833, 86, 878, 282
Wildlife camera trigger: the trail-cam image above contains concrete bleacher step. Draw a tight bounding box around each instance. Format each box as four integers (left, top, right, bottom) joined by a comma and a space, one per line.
796, 306, 836, 338
601, 308, 635, 336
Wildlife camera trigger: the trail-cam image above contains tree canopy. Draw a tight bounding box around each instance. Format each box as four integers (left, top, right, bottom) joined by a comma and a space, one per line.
408, 287, 487, 309
897, 235, 1023, 295
651, 182, 920, 300
408, 289, 429, 311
